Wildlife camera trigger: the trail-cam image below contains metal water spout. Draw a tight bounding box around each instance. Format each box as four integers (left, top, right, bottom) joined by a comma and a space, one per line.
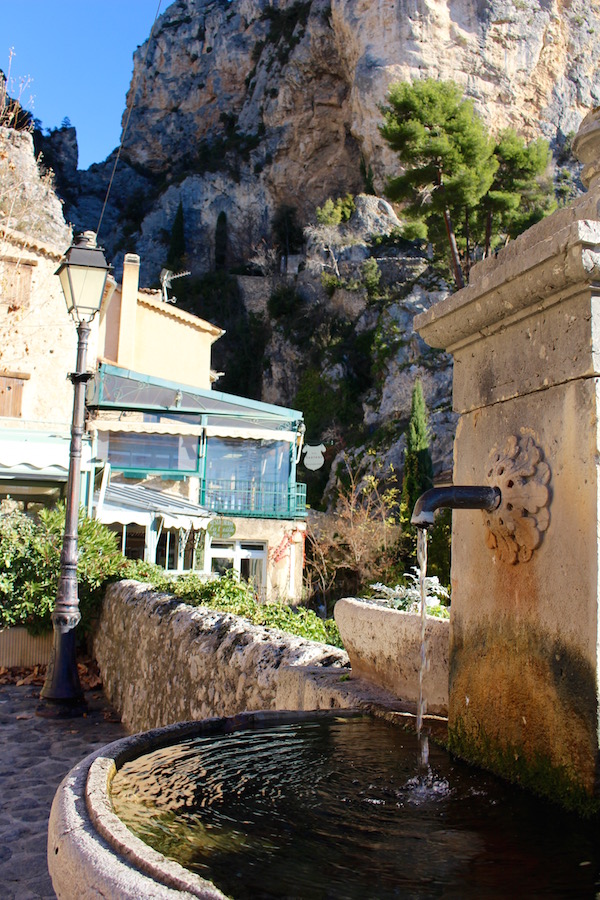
411, 485, 501, 528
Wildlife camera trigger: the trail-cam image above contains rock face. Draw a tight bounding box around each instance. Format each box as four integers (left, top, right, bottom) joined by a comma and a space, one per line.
54, 0, 597, 488
65, 0, 598, 281
0, 127, 71, 247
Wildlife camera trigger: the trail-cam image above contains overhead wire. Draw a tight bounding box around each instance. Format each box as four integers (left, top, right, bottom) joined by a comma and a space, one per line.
96, 1, 163, 240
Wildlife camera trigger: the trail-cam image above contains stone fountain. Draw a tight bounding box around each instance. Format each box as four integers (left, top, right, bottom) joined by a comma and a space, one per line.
411, 106, 600, 809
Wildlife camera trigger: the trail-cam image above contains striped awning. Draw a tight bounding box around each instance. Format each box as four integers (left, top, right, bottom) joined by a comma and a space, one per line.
87, 419, 297, 442
95, 482, 210, 530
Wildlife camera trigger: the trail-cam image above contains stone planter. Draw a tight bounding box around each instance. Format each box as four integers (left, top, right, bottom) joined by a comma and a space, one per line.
0, 626, 53, 668
334, 597, 449, 714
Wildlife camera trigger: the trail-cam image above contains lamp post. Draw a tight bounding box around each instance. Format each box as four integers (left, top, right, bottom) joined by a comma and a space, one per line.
38, 231, 113, 717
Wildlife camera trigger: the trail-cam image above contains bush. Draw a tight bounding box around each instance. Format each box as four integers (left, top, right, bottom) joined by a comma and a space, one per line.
267, 284, 300, 320
131, 569, 344, 648
361, 257, 382, 299
368, 569, 450, 618
0, 502, 125, 635
0, 502, 344, 648
316, 194, 355, 226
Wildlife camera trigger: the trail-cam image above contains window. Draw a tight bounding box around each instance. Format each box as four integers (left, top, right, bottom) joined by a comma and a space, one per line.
97, 432, 199, 474
0, 259, 34, 309
108, 523, 203, 572
203, 438, 291, 515
206, 539, 267, 598
0, 371, 29, 417
206, 438, 290, 484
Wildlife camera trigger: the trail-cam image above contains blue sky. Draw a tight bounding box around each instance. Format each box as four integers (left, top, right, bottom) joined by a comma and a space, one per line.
2, 1, 165, 169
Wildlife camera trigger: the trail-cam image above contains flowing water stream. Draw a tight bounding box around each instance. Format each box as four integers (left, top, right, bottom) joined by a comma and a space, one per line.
416, 526, 430, 771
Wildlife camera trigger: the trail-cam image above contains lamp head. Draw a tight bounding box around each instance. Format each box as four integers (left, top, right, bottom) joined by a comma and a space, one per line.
56, 231, 114, 323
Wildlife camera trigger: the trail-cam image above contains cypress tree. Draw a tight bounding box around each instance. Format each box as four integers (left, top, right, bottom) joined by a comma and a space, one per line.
166, 200, 186, 270
400, 380, 434, 524
214, 211, 228, 271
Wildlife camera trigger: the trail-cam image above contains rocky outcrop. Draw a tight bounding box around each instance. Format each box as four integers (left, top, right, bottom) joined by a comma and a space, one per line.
48, 0, 598, 486
0, 127, 71, 247
64, 0, 597, 281
33, 124, 79, 204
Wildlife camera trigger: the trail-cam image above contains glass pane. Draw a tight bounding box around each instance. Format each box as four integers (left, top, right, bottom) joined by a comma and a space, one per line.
204, 438, 291, 514
124, 527, 145, 561
206, 438, 290, 485
183, 530, 196, 570
156, 530, 177, 570
240, 557, 265, 600
104, 432, 198, 473
211, 557, 234, 576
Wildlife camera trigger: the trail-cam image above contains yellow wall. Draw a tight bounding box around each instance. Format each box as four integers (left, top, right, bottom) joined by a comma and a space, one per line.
132, 296, 219, 389
98, 254, 222, 390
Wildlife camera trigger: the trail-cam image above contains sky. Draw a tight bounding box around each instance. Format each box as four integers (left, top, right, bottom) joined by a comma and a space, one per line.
2, 0, 166, 169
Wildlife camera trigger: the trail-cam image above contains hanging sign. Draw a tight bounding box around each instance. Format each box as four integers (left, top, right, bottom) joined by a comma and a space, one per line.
207, 518, 236, 539
302, 443, 326, 470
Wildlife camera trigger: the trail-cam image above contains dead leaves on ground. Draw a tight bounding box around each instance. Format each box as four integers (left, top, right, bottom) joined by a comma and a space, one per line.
0, 656, 104, 690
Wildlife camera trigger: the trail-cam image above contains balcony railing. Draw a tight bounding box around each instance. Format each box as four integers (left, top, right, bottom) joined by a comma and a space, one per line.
200, 479, 306, 519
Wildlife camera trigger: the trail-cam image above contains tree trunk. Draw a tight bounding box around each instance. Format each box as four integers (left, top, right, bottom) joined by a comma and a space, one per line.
436, 170, 465, 289
484, 209, 493, 258
443, 208, 465, 289
465, 207, 471, 280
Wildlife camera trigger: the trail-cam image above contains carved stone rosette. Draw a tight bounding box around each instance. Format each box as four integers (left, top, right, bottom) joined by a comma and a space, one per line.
483, 435, 551, 564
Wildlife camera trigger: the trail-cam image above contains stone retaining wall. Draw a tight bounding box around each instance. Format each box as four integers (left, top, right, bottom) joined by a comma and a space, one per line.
93, 581, 349, 734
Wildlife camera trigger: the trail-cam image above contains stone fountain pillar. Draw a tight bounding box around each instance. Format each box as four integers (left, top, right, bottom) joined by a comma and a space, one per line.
414, 108, 600, 810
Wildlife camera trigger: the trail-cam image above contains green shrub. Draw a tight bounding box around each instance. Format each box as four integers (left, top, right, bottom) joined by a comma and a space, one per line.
321, 271, 342, 296
368, 569, 450, 617
132, 569, 344, 648
267, 284, 300, 320
361, 257, 382, 299
0, 503, 125, 635
316, 194, 355, 225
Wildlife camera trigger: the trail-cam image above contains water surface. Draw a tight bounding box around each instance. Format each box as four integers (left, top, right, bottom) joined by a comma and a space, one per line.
111, 716, 600, 898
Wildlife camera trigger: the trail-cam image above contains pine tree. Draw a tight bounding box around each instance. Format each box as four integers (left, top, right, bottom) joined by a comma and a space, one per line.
380, 79, 497, 288
477, 129, 556, 257
380, 79, 554, 288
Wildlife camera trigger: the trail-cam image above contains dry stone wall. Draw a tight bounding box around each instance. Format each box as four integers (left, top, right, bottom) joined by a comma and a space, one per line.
93, 581, 349, 734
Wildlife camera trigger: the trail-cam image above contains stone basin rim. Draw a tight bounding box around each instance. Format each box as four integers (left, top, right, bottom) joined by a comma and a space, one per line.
48, 708, 370, 900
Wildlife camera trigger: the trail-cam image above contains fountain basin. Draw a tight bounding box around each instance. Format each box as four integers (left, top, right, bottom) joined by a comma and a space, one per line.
49, 708, 600, 899
335, 597, 449, 714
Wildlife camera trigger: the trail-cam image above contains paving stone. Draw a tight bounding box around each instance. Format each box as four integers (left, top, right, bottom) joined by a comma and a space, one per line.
0, 683, 126, 898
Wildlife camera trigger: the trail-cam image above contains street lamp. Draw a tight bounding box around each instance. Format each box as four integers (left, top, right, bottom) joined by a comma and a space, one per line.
38, 231, 113, 717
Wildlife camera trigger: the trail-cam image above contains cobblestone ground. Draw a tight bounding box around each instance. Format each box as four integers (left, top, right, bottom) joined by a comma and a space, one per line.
0, 683, 126, 899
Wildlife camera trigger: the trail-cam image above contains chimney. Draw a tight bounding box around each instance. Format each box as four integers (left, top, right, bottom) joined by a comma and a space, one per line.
117, 253, 140, 369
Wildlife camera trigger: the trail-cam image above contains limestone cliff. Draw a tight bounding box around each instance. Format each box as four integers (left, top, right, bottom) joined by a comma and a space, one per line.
0, 126, 70, 247
64, 0, 597, 279
53, 0, 599, 490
